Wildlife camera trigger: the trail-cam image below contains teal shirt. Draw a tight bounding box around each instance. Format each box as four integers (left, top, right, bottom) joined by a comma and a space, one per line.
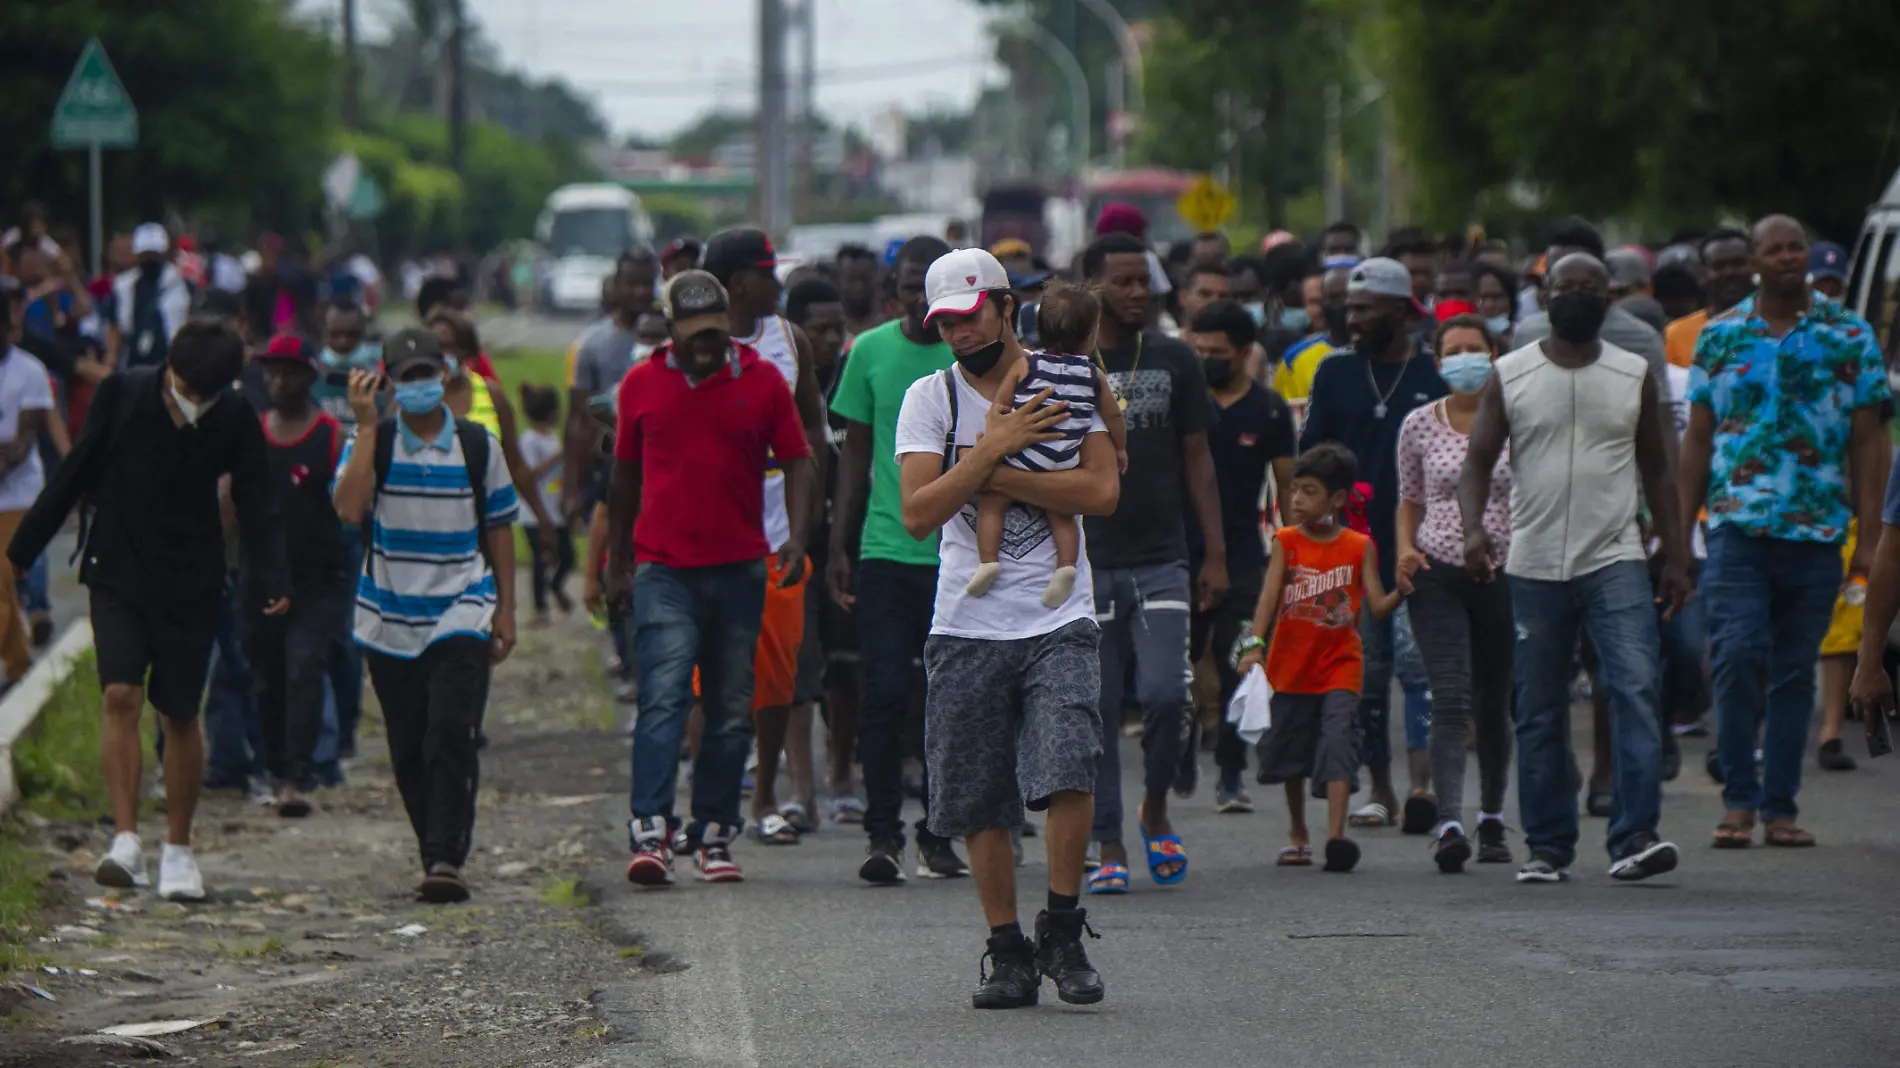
830, 319, 955, 565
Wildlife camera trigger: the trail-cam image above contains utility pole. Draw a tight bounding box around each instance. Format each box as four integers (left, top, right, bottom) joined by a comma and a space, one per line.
341, 0, 361, 129
447, 0, 467, 173
796, 1, 816, 223
757, 0, 792, 235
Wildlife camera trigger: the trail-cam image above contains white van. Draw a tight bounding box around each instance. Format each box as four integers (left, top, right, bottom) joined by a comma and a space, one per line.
1845, 167, 1900, 371
535, 184, 655, 314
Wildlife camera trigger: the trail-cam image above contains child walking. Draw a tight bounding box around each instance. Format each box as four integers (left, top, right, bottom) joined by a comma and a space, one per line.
517, 384, 573, 621
965, 282, 1127, 608
1235, 443, 1401, 873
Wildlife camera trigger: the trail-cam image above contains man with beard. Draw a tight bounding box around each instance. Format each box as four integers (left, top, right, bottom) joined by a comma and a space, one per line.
1461, 252, 1689, 884
1080, 232, 1226, 892
1297, 258, 1448, 827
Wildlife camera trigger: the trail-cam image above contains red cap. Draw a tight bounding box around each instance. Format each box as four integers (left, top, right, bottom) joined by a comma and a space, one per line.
1093, 202, 1148, 237
1433, 299, 1476, 323
257, 333, 320, 367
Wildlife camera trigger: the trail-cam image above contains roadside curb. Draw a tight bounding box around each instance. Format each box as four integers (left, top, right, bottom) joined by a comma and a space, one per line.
0, 619, 95, 815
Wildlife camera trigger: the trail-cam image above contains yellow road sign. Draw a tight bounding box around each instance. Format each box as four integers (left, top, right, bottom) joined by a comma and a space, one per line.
1177, 175, 1235, 233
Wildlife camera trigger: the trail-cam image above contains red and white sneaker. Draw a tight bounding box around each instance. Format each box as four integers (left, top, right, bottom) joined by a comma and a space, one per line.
694, 823, 744, 883
626, 817, 675, 887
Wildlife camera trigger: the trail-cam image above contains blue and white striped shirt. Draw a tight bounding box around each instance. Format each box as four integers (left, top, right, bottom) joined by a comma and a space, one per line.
335, 407, 517, 658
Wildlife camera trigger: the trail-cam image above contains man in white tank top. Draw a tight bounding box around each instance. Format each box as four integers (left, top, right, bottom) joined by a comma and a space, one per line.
703, 229, 833, 848
1459, 253, 1692, 885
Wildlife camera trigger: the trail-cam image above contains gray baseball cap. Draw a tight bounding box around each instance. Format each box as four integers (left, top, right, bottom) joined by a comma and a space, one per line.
1606, 247, 1652, 290
1347, 256, 1427, 315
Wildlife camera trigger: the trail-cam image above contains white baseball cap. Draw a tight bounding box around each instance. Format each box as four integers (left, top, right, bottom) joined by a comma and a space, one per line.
131, 222, 169, 256
923, 247, 1011, 324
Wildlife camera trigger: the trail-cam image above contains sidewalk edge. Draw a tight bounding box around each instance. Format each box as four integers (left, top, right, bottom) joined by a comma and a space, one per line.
0, 619, 96, 815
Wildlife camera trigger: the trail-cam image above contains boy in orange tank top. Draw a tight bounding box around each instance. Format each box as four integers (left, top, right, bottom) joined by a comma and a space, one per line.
1235, 444, 1402, 872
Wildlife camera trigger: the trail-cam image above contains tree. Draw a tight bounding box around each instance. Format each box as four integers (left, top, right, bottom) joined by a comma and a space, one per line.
0, 1, 336, 235
1379, 0, 1900, 240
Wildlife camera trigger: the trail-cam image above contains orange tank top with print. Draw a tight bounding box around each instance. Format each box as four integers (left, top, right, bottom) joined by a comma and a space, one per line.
1265, 526, 1369, 695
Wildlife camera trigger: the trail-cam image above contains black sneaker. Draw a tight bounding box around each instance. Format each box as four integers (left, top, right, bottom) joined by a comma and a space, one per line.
1034, 907, 1104, 1005
973, 933, 1040, 1009
1609, 834, 1679, 882
1661, 730, 1682, 782
917, 834, 969, 880
1516, 853, 1569, 883
29, 618, 53, 649
1817, 738, 1858, 772
1432, 827, 1472, 873
1476, 819, 1512, 864
859, 837, 906, 885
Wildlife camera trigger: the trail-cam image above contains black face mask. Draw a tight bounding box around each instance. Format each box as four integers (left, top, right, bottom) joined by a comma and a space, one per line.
139, 259, 164, 278
1322, 299, 1349, 338
1548, 292, 1609, 343
954, 338, 1006, 377
1354, 316, 1398, 356
1202, 357, 1236, 390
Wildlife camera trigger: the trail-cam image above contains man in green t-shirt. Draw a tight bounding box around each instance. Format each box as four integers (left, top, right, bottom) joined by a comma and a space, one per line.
828, 235, 964, 884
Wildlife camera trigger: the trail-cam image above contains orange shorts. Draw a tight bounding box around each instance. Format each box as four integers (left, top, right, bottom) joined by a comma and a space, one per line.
694, 554, 807, 710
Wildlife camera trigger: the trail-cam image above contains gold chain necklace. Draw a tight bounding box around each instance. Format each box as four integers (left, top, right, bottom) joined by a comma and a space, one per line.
1094, 333, 1143, 411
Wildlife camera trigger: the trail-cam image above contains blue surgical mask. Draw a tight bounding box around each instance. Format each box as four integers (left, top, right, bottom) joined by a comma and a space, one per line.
394, 379, 445, 414
1279, 307, 1311, 333
322, 342, 381, 369
1439, 352, 1494, 394
1242, 301, 1266, 326
1485, 314, 1511, 338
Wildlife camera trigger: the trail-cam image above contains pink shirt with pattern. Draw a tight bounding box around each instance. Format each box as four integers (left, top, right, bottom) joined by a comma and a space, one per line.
1397, 399, 1513, 567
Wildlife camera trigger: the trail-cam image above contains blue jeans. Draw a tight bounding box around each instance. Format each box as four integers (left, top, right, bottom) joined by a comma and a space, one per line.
204, 575, 266, 786
1659, 587, 1709, 722
17, 551, 48, 617
629, 559, 766, 841
326, 527, 368, 755
1394, 604, 1433, 752
1510, 560, 1664, 866
1358, 611, 1394, 768
1091, 561, 1193, 844
1703, 527, 1842, 822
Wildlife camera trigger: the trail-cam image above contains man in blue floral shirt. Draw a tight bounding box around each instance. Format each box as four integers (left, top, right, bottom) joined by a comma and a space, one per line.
1679, 214, 1892, 849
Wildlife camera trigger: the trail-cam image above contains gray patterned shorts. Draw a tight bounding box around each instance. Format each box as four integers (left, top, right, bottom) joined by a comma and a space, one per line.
923, 619, 1103, 839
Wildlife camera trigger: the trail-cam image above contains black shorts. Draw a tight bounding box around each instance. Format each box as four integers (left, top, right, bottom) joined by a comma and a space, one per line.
90, 587, 219, 721
1256, 690, 1360, 796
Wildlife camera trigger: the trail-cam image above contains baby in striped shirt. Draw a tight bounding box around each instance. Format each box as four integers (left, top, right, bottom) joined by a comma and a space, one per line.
968, 283, 1128, 607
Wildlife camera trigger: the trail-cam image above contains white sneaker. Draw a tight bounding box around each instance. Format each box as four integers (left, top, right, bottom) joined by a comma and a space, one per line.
158, 843, 207, 902
95, 831, 148, 889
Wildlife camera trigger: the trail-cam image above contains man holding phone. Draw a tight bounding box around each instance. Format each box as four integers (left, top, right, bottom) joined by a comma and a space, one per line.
1846, 456, 1900, 757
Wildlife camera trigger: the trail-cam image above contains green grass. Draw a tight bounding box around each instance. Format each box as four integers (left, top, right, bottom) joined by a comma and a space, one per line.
212, 935, 287, 959
538, 877, 591, 908
3, 651, 157, 975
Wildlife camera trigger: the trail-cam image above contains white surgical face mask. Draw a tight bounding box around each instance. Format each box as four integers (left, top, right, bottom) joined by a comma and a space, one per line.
169, 371, 217, 426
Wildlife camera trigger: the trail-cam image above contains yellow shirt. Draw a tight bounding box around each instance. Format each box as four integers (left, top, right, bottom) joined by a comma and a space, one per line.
1273, 334, 1336, 406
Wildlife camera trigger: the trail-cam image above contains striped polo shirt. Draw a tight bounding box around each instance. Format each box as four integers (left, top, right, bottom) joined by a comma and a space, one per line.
335, 407, 518, 657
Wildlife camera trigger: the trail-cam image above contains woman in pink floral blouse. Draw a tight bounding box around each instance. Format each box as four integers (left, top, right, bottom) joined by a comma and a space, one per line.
1394, 314, 1516, 874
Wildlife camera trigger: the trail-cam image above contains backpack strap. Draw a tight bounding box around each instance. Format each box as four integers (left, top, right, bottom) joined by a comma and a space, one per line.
939, 368, 958, 474
361, 417, 398, 577
454, 418, 499, 578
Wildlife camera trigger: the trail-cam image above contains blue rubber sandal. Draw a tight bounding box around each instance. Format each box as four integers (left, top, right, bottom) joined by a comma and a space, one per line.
1139, 823, 1189, 885
1086, 862, 1131, 895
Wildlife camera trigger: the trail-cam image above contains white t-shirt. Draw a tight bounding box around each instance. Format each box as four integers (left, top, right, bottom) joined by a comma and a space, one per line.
516, 427, 563, 528
0, 349, 53, 512
894, 366, 1109, 640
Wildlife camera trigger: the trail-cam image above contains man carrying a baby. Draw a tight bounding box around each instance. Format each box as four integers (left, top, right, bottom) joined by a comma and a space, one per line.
893, 246, 1121, 1010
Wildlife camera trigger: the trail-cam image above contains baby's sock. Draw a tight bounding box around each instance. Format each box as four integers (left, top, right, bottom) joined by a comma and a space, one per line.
1040, 565, 1077, 608
966, 561, 1002, 596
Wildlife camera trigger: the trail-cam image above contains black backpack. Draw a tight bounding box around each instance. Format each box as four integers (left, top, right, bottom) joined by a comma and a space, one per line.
365, 415, 498, 577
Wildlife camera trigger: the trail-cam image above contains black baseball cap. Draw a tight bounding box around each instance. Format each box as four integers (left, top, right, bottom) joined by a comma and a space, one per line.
661, 237, 701, 266
662, 270, 730, 338
384, 327, 446, 378
701, 228, 777, 285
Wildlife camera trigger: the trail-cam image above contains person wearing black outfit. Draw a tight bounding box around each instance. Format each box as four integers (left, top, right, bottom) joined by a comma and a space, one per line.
1182, 301, 1296, 813
9, 321, 288, 902
244, 335, 352, 818
1297, 257, 1448, 827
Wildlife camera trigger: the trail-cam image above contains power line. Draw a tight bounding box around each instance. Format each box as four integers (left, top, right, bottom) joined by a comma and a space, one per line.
559, 54, 993, 93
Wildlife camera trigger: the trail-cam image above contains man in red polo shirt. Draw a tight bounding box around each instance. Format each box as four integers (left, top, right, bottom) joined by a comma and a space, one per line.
607, 269, 814, 886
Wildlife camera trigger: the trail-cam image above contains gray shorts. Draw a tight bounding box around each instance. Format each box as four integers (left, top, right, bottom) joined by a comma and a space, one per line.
1256, 690, 1360, 795
923, 619, 1103, 838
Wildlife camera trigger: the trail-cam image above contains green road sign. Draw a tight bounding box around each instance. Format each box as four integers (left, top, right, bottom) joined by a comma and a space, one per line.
51, 39, 138, 149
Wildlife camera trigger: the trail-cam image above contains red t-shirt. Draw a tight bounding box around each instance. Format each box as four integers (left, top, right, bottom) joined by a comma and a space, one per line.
614, 341, 811, 569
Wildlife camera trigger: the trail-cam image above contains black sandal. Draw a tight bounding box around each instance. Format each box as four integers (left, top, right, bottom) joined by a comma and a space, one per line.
1401, 794, 1438, 835
1322, 837, 1360, 873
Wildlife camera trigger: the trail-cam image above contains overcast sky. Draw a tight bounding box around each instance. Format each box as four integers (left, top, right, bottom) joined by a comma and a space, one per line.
332, 0, 1002, 140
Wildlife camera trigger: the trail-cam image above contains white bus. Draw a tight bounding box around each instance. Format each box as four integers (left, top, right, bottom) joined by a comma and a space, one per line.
535, 184, 655, 314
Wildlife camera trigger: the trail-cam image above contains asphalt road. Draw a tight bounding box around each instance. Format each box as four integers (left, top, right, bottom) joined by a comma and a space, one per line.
589, 718, 1899, 1068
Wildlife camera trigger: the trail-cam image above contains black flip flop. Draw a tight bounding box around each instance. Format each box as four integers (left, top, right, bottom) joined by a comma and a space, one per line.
1400, 794, 1438, 835
419, 867, 471, 904
1322, 837, 1360, 873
